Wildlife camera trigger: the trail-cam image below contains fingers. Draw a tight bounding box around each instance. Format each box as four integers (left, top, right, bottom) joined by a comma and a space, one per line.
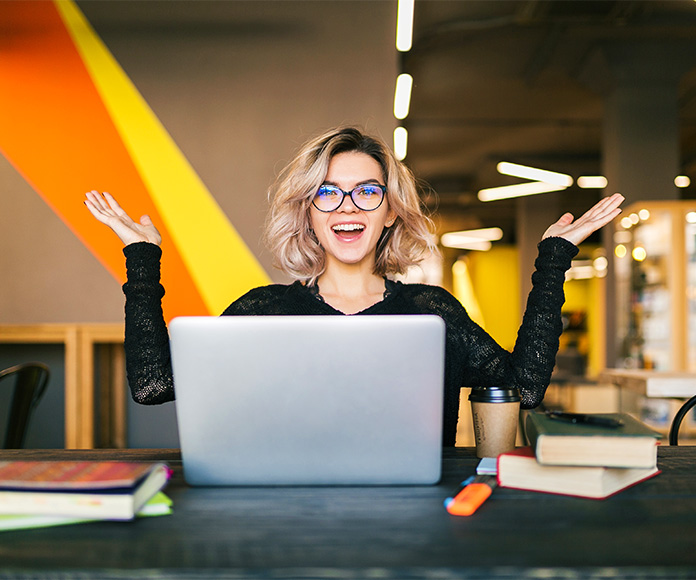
84, 191, 114, 222
85, 190, 134, 222
557, 212, 574, 225
584, 193, 624, 220
573, 194, 624, 227
85, 191, 114, 216
102, 191, 131, 219
542, 194, 625, 245
83, 190, 161, 246
84, 197, 109, 224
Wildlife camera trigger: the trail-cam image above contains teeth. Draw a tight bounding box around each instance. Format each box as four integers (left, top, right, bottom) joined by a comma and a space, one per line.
332, 224, 365, 232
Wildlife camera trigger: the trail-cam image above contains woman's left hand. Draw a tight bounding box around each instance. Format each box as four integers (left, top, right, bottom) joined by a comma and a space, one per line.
542, 193, 625, 246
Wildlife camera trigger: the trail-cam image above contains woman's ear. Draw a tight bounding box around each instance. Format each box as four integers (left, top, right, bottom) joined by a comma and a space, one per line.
385, 209, 397, 228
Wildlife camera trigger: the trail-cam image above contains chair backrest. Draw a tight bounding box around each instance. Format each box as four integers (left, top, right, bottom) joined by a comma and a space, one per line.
0, 362, 50, 449
669, 394, 696, 445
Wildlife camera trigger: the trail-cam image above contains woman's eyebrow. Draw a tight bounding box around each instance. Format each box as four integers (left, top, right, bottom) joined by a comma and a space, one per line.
322, 178, 382, 187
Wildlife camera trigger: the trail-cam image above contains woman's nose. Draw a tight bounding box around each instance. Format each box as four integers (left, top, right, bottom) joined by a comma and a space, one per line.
337, 192, 359, 213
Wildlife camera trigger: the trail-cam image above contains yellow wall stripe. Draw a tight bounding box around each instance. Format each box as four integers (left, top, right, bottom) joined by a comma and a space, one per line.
55, 0, 271, 314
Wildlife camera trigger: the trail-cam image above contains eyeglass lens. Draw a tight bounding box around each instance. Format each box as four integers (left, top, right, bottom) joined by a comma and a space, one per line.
312, 184, 385, 212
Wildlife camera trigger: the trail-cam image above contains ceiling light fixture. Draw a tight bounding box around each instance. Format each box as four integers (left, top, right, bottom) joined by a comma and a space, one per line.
577, 176, 608, 189
445, 239, 492, 251
496, 162, 573, 188
440, 227, 503, 250
478, 181, 567, 202
394, 127, 408, 161
566, 260, 596, 280
675, 175, 691, 188
394, 73, 413, 120
396, 0, 414, 52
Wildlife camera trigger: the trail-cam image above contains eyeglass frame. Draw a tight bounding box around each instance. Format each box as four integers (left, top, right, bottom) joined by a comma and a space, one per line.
311, 183, 387, 213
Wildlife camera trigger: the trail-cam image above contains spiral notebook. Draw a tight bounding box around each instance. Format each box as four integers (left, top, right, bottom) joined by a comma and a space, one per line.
169, 315, 445, 486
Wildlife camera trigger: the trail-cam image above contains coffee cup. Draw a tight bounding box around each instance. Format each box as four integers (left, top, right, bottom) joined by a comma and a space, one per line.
469, 387, 521, 458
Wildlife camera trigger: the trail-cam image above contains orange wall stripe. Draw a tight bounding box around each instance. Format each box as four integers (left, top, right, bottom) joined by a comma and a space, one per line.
55, 0, 271, 315
0, 1, 208, 320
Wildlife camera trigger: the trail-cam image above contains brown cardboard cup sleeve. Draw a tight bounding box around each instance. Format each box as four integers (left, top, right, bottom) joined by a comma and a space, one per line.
469, 387, 521, 458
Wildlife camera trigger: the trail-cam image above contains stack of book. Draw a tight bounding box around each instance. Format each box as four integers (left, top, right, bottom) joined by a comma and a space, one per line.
0, 460, 172, 531
497, 411, 662, 499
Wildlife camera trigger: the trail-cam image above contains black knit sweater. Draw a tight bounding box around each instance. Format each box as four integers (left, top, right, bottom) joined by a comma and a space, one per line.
122, 237, 578, 446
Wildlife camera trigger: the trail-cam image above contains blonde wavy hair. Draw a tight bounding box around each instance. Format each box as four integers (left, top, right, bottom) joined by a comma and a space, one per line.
264, 126, 437, 284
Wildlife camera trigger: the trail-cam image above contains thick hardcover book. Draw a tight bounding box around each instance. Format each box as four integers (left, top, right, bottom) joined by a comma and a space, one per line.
525, 411, 660, 468
497, 447, 660, 499
0, 461, 171, 521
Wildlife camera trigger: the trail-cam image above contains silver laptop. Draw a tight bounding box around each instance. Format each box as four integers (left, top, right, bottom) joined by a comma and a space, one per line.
169, 315, 445, 486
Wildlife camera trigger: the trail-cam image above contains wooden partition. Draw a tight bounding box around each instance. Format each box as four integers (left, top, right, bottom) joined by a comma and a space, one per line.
0, 324, 125, 449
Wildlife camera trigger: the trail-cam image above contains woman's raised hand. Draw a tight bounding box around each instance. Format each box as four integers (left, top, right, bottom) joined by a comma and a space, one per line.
84, 191, 162, 247
542, 193, 624, 246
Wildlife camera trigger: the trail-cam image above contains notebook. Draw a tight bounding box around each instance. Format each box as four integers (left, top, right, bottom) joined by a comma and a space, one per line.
169, 315, 445, 486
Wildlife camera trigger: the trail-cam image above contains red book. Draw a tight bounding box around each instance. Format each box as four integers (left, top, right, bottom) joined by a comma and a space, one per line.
497, 447, 660, 499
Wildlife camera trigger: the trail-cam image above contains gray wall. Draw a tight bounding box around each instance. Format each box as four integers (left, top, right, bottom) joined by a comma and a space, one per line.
1, 1, 398, 447
0, 0, 398, 324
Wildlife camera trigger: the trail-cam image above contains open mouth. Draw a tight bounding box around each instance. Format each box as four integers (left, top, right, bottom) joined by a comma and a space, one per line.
332, 223, 365, 240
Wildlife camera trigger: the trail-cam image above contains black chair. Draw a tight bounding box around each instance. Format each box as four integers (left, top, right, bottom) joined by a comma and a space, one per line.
0, 362, 50, 449
669, 394, 696, 446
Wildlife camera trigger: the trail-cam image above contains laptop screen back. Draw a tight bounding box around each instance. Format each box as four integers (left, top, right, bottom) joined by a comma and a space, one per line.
169, 315, 445, 486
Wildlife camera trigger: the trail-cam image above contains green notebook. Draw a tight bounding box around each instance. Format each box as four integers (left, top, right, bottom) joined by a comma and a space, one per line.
0, 492, 172, 532
525, 411, 661, 468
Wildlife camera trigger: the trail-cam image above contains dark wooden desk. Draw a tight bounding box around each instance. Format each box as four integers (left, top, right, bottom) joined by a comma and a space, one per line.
1, 447, 695, 579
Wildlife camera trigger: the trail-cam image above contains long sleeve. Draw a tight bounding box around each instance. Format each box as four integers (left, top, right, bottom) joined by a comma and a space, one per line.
431, 236, 577, 409
122, 242, 175, 404
510, 236, 579, 407
118, 236, 575, 447
388, 236, 577, 444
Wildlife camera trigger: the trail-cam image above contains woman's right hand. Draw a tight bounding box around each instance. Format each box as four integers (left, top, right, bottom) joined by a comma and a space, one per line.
84, 191, 162, 247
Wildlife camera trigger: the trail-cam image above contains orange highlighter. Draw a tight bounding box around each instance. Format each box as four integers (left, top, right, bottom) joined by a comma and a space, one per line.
444, 475, 498, 516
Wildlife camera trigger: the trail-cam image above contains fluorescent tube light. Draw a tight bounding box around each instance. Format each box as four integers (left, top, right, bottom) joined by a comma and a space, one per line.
497, 162, 573, 187
440, 227, 503, 249
577, 176, 608, 189
394, 74, 413, 120
396, 0, 414, 52
566, 265, 596, 280
444, 239, 492, 251
478, 181, 566, 202
394, 127, 408, 161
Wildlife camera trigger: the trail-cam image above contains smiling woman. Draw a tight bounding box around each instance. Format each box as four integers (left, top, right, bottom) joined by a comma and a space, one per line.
307, 152, 398, 313
264, 127, 435, 289
84, 125, 623, 446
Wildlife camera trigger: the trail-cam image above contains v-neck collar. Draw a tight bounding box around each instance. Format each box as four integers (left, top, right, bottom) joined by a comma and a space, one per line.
299, 278, 399, 315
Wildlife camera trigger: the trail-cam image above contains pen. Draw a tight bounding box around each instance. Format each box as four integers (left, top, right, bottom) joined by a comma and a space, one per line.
545, 411, 624, 428
445, 475, 497, 516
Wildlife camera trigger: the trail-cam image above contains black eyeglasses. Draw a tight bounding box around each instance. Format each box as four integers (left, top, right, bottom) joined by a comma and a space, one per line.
311, 184, 386, 213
